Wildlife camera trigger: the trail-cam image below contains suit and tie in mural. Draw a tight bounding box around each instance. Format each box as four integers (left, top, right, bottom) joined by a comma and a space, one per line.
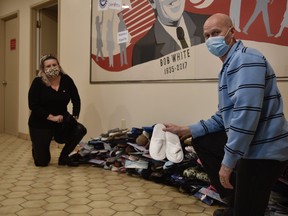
131, 0, 209, 66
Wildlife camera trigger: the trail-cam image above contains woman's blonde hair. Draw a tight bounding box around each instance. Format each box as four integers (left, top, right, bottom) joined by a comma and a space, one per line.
38, 54, 65, 86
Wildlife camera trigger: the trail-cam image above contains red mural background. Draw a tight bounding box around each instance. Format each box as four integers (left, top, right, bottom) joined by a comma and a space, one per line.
91, 0, 288, 74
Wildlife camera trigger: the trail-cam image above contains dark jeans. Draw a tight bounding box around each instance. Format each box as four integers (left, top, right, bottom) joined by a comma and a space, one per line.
192, 131, 287, 216
29, 123, 87, 166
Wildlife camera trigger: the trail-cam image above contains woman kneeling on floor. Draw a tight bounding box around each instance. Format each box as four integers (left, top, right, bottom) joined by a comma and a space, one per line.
28, 54, 86, 167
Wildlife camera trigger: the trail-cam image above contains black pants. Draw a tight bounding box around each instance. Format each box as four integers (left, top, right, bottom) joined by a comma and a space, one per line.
192, 131, 287, 216
29, 123, 87, 166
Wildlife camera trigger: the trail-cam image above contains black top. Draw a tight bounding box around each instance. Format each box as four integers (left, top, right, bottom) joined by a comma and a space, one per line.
28, 73, 81, 129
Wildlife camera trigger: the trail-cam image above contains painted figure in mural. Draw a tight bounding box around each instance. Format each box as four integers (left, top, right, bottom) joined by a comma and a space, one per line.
118, 13, 128, 66
229, 0, 242, 32
164, 13, 288, 216
132, 0, 209, 66
96, 11, 105, 61
107, 11, 115, 67
275, 0, 288, 38
242, 0, 274, 36
28, 54, 87, 167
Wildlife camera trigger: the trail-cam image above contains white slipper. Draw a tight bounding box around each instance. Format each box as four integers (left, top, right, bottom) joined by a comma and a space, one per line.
149, 123, 166, 160
165, 131, 183, 163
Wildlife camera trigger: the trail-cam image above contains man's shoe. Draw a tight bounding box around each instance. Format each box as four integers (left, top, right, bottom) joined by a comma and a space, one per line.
213, 208, 233, 216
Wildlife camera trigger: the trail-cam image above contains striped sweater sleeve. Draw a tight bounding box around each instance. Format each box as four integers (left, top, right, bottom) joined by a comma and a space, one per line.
221, 48, 266, 168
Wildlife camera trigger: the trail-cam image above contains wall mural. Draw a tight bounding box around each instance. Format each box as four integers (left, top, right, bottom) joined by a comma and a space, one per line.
90, 0, 288, 83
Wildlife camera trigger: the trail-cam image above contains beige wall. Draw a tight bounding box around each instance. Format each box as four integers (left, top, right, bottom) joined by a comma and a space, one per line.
1, 0, 288, 141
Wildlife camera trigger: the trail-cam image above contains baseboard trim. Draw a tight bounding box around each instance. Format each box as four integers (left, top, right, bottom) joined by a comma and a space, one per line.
18, 132, 30, 140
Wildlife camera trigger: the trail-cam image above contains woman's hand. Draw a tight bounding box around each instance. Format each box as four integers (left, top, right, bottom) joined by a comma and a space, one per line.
47, 114, 63, 123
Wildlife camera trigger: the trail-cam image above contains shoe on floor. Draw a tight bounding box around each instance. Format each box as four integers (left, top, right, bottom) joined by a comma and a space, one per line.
58, 157, 79, 167
213, 208, 233, 216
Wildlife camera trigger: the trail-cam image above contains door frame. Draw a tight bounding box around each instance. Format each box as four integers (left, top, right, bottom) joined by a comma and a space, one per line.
30, 0, 58, 84
0, 11, 19, 134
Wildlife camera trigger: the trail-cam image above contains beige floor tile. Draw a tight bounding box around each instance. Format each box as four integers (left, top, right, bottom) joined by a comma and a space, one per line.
0, 133, 218, 216
111, 203, 136, 211
150, 194, 173, 202
88, 200, 113, 208
154, 201, 179, 209
43, 202, 69, 211
129, 192, 151, 199
109, 196, 133, 204
21, 199, 48, 208
66, 197, 91, 205
159, 209, 187, 216
134, 206, 161, 215
88, 193, 111, 201
89, 207, 115, 216
17, 207, 45, 216
65, 205, 92, 214
131, 198, 155, 207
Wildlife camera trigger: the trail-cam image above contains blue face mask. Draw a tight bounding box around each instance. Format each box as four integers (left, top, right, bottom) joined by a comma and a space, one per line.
205, 29, 231, 57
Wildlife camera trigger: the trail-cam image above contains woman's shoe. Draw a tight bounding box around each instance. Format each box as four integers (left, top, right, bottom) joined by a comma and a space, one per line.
58, 157, 79, 167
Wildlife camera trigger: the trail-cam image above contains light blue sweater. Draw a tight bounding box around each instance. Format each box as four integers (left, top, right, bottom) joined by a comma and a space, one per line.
190, 40, 288, 169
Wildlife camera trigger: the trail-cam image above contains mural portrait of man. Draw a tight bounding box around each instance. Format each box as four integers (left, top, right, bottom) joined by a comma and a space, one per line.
131, 0, 209, 66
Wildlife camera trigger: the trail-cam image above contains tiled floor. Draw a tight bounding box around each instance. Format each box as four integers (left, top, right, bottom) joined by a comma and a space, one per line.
0, 133, 219, 216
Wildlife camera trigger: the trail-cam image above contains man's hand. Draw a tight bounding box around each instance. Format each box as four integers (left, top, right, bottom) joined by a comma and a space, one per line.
219, 164, 234, 189
163, 123, 192, 141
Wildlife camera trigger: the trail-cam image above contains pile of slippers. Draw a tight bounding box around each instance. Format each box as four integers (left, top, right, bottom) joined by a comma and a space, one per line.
149, 123, 184, 163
